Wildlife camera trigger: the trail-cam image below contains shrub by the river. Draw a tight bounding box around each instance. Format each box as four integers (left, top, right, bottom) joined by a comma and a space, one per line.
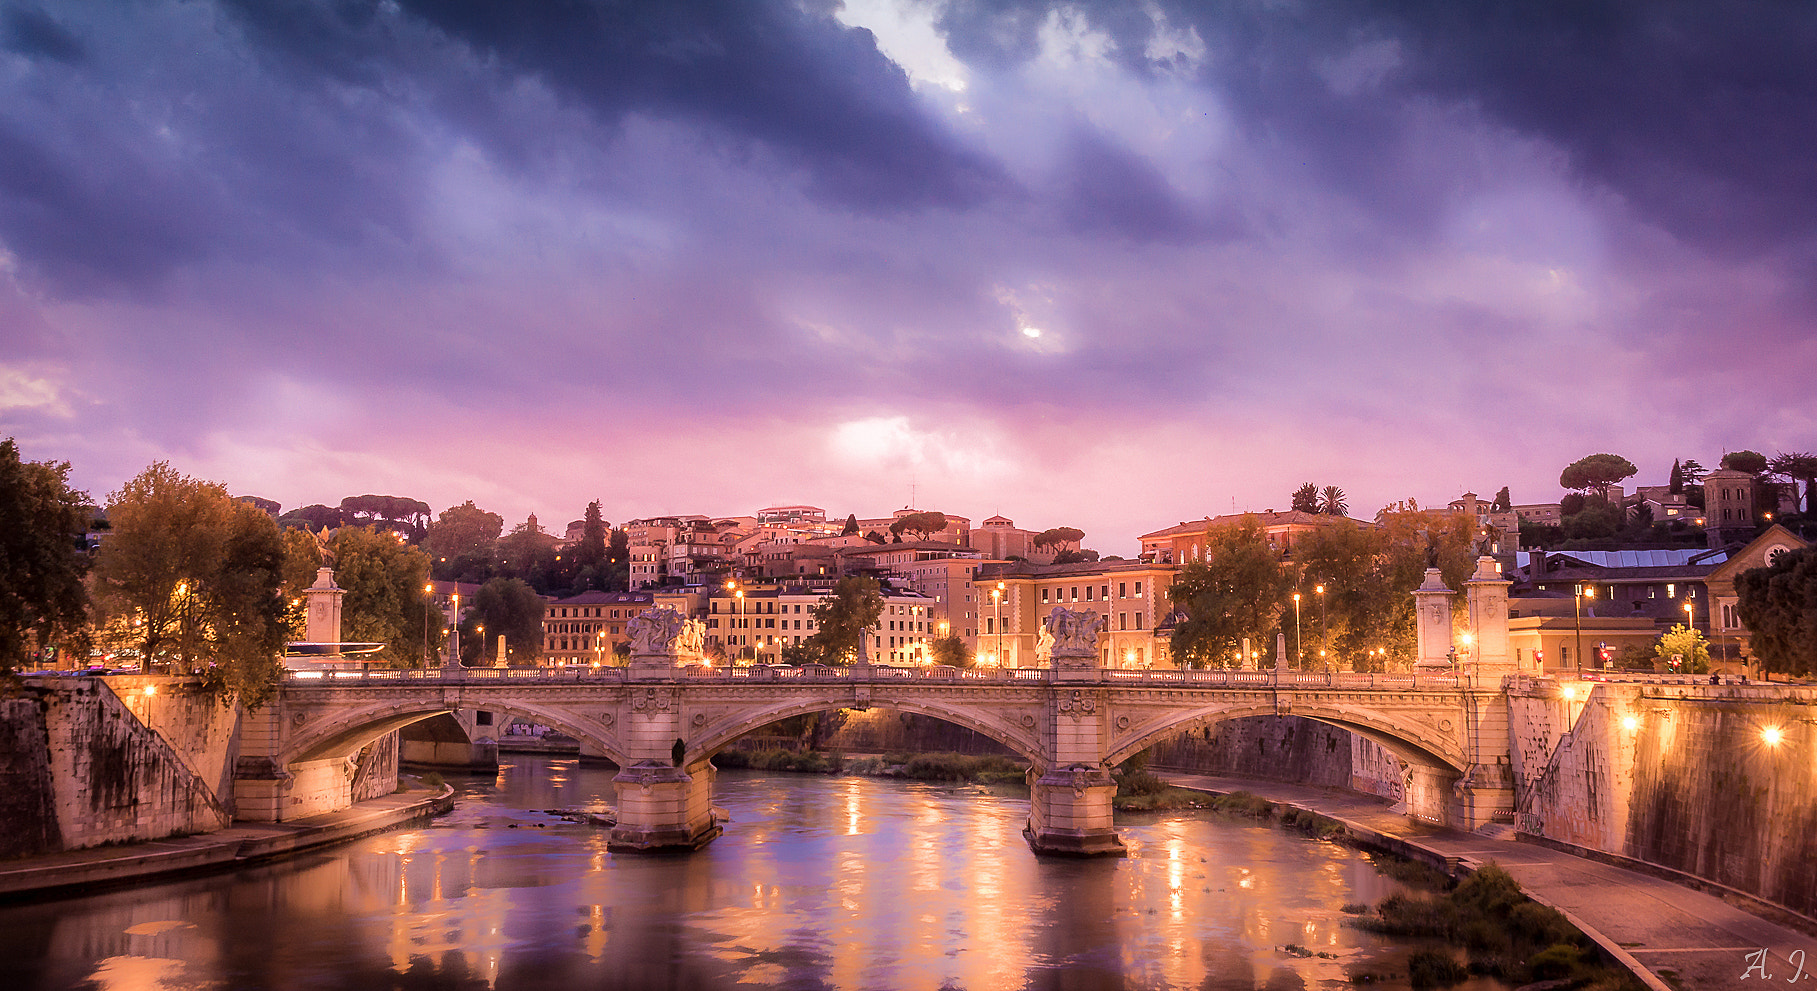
1407, 950, 1468, 988
1208, 791, 1274, 818
714, 749, 843, 774
1277, 806, 1345, 838
1354, 864, 1642, 990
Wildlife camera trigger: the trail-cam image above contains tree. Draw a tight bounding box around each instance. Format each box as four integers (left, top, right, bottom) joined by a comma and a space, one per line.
1167, 518, 1296, 668
277, 504, 343, 532
1721, 450, 1768, 475
1679, 458, 1707, 485
1559, 454, 1638, 501
1653, 623, 1711, 674
428, 500, 504, 579
0, 440, 93, 671
889, 511, 949, 542
1319, 485, 1348, 517
1736, 548, 1817, 678
1491, 486, 1512, 513
1669, 459, 1684, 495
236, 495, 280, 516
607, 527, 630, 591
805, 576, 885, 665
1562, 500, 1624, 540
331, 526, 440, 667
570, 501, 610, 593
929, 634, 974, 668
1767, 452, 1817, 515
1290, 482, 1319, 514
464, 577, 545, 665
1052, 549, 1100, 564
89, 463, 289, 708
840, 513, 859, 537
1032, 526, 1084, 549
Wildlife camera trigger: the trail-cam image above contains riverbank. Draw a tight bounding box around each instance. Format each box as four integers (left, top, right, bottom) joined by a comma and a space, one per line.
1153, 772, 1816, 991
0, 784, 453, 902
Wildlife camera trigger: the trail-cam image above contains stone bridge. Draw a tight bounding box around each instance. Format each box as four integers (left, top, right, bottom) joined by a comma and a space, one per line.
237, 664, 1514, 856
237, 558, 1524, 855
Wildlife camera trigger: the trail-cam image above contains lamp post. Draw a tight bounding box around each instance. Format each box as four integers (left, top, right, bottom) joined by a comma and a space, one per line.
1315, 584, 1327, 671
448, 592, 460, 668
1573, 584, 1595, 676
1292, 591, 1302, 670
993, 581, 1006, 668
423, 583, 434, 667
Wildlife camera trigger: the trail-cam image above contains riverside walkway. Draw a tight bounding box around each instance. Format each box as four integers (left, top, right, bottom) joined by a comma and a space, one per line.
1156, 772, 1815, 991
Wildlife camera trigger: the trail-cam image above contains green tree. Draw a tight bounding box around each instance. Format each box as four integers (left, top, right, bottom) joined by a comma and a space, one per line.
840, 513, 859, 537
1319, 485, 1348, 517
277, 527, 321, 641
1491, 486, 1512, 513
1562, 500, 1624, 540
331, 526, 440, 667
1654, 623, 1710, 674
607, 527, 630, 590
1559, 454, 1638, 501
928, 634, 974, 668
1668, 459, 1684, 495
0, 440, 93, 672
1167, 518, 1296, 668
1736, 548, 1817, 678
805, 576, 885, 665
277, 503, 343, 532
889, 511, 949, 542
464, 577, 545, 665
89, 464, 289, 707
1768, 452, 1817, 515
427, 501, 503, 579
577, 501, 608, 568
1721, 450, 1768, 474
1033, 526, 1084, 549
1290, 482, 1319, 514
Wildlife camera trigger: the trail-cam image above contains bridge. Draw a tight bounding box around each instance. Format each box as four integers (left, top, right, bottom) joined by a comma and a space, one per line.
235, 559, 1526, 855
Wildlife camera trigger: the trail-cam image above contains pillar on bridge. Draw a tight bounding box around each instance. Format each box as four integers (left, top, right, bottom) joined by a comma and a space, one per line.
609, 608, 722, 852
1027, 607, 1125, 857
303, 568, 344, 645
1413, 568, 1456, 671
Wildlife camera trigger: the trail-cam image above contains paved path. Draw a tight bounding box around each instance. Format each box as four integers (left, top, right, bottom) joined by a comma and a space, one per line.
0, 787, 450, 901
1155, 773, 1817, 991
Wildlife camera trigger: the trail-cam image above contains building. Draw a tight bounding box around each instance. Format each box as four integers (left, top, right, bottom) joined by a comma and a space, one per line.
1445, 493, 1519, 557
1511, 548, 1729, 673
972, 559, 1179, 669
690, 581, 937, 665
966, 514, 1078, 564
1703, 524, 1812, 671
1701, 469, 1758, 546
540, 591, 653, 666
1139, 510, 1361, 565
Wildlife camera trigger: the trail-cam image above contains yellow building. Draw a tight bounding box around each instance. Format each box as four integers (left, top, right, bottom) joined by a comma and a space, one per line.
540, 591, 654, 666
971, 560, 1179, 668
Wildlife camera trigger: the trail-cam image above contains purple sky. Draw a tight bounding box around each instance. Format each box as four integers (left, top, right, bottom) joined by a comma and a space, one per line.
3, 1, 1814, 555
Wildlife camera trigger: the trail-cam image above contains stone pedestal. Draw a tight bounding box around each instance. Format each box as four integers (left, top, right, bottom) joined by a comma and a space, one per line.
609, 759, 721, 852
1413, 568, 1456, 671
303, 568, 343, 645
1046, 606, 1106, 683
1464, 556, 1516, 677
1025, 764, 1125, 856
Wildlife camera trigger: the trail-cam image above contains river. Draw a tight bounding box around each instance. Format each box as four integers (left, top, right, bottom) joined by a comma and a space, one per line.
0, 757, 1511, 991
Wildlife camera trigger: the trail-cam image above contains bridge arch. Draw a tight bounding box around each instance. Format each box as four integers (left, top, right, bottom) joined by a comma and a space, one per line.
1103, 700, 1467, 775
285, 699, 629, 767
685, 692, 1043, 767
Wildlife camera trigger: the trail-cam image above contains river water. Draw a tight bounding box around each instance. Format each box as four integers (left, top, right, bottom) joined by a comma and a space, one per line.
1, 757, 1511, 991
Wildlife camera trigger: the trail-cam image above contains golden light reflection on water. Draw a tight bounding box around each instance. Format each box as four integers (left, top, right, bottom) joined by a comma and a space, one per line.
5, 760, 1504, 991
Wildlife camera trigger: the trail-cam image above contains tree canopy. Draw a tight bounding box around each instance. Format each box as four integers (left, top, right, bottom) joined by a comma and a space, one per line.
805, 576, 885, 665
888, 511, 948, 541
1736, 548, 1817, 678
465, 577, 545, 665
1559, 454, 1638, 499
331, 526, 440, 667
1290, 483, 1319, 514
1167, 519, 1296, 669
1768, 452, 1817, 515
1653, 623, 1710, 674
1491, 487, 1512, 513
0, 440, 93, 671
89, 463, 292, 707
428, 501, 504, 579
1319, 486, 1348, 517
1721, 450, 1768, 474
1033, 526, 1084, 549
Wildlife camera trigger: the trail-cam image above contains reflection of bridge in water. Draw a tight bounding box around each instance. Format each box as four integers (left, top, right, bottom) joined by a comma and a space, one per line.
239, 660, 1516, 857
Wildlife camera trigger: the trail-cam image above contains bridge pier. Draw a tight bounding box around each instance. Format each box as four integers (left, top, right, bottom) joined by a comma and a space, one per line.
1025, 763, 1124, 856
608, 758, 722, 852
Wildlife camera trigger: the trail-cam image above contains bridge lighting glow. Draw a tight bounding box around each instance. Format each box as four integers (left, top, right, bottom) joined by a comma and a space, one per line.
1763, 726, 1783, 747
1621, 715, 1638, 732
1560, 685, 1576, 701
144, 685, 156, 697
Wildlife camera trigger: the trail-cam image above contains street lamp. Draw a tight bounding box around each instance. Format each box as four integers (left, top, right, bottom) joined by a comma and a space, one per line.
1292, 592, 1302, 670
423, 583, 434, 666
992, 582, 1006, 668
1573, 584, 1595, 676
448, 592, 460, 667
1315, 584, 1327, 669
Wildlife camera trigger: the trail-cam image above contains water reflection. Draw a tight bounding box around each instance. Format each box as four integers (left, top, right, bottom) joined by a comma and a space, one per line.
0, 758, 1508, 991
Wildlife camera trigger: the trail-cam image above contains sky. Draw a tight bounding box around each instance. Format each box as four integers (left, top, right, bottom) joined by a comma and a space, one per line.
2, 1, 1815, 555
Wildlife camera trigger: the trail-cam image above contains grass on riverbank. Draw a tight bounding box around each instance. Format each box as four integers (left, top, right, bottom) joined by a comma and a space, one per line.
1349, 863, 1645, 990
846, 752, 1029, 790
713, 749, 845, 774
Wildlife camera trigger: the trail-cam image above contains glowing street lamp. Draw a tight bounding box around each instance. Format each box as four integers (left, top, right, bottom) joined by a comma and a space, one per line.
1292, 592, 1302, 670
1314, 584, 1327, 667
992, 582, 1006, 668
1573, 584, 1595, 676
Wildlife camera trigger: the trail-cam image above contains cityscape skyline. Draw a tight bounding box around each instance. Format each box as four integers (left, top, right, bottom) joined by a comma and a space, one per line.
3, 2, 1813, 555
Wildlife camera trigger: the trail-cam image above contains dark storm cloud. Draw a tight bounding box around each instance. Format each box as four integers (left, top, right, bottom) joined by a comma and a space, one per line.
386, 0, 1009, 210
932, 0, 1817, 263
1, 4, 82, 63
1057, 128, 1223, 243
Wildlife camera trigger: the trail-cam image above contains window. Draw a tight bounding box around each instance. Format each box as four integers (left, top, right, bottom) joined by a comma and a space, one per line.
1135, 612, 1144, 630
1086, 586, 1095, 601
1134, 582, 1143, 597
1041, 589, 1050, 604
986, 618, 995, 634
1101, 585, 1109, 599
1120, 613, 1128, 631
1071, 586, 1079, 601
1118, 582, 1127, 598
1667, 584, 1676, 598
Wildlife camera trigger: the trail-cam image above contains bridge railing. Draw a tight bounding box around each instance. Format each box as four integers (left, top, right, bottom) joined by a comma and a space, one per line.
284, 665, 1471, 690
